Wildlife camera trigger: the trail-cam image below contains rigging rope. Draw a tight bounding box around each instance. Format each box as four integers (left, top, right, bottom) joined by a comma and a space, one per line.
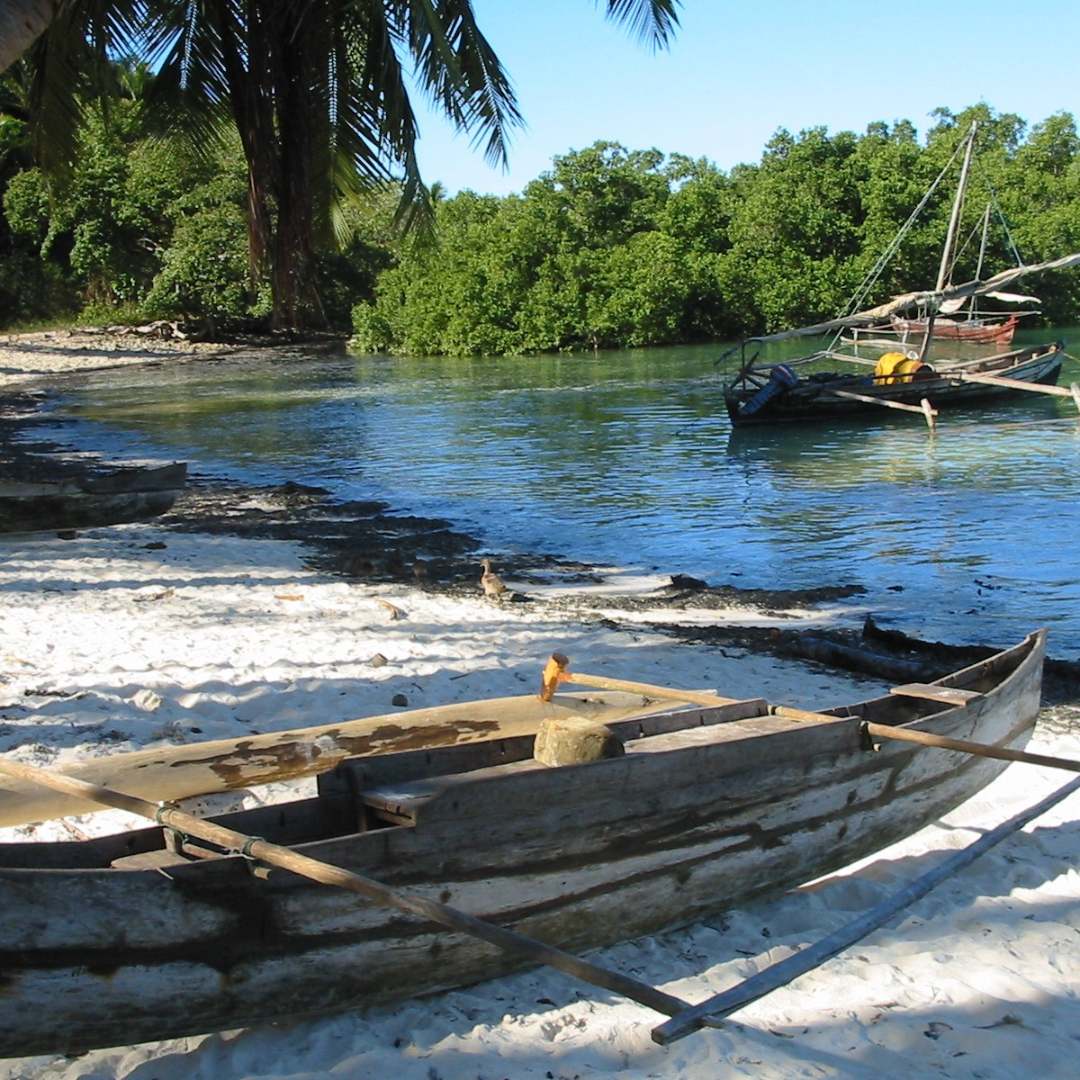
828, 135, 969, 351
970, 160, 1025, 268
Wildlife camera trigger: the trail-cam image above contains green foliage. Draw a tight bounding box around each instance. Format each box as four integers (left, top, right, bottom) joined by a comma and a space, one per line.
352, 144, 714, 355
3, 167, 50, 244
0, 77, 397, 329
5, 81, 1080, 344
142, 202, 250, 320
355, 109, 1080, 355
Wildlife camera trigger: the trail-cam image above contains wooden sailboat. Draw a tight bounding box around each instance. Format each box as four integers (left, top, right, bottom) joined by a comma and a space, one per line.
722, 251, 1080, 429
0, 631, 1051, 1055
722, 123, 1080, 430
883, 124, 1036, 345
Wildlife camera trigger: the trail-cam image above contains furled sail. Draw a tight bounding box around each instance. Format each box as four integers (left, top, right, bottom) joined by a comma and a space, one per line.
938, 290, 1039, 314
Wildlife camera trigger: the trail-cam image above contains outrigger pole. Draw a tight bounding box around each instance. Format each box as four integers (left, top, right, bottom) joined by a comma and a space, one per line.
652, 772, 1080, 1044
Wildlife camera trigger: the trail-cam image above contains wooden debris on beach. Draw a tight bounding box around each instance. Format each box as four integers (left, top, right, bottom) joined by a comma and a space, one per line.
374, 597, 406, 620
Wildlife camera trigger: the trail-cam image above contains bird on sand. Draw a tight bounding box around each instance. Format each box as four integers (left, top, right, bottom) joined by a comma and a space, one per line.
480, 558, 507, 599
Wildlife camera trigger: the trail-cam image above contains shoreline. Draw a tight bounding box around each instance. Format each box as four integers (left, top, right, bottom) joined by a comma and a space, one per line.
0, 337, 1077, 1078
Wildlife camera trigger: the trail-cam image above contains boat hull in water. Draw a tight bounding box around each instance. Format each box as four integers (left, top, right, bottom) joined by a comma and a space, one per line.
0, 463, 187, 533
725, 341, 1064, 426
890, 313, 1019, 345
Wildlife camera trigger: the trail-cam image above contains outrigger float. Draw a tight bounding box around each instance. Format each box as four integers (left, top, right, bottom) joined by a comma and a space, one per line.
1, 632, 1077, 1055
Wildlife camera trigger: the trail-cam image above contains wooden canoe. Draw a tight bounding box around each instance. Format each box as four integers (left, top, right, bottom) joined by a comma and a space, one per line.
0, 631, 1045, 1056
0, 462, 186, 533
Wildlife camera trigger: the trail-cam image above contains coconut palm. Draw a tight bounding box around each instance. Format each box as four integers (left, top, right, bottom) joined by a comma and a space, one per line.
0, 1, 60, 75
4, 1, 681, 330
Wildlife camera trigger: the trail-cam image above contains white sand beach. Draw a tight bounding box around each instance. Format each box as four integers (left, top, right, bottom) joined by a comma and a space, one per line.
0, 345, 1077, 1078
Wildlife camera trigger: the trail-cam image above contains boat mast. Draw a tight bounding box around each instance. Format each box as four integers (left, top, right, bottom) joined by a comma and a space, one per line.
966, 201, 992, 320
935, 122, 978, 292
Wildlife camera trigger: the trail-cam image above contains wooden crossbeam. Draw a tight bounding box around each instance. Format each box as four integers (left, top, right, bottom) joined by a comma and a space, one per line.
826, 388, 924, 413
864, 722, 1080, 774
888, 683, 982, 706
955, 371, 1080, 412
825, 389, 937, 430
770, 704, 849, 724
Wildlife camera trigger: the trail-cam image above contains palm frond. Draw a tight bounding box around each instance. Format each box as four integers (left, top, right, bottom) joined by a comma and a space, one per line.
603, 0, 681, 50
402, 0, 523, 168
23, 0, 146, 175
140, 0, 237, 158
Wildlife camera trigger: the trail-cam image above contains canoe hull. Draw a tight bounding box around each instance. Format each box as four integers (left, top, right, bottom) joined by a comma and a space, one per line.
725, 342, 1064, 426
0, 463, 186, 533
890, 313, 1019, 344
0, 633, 1045, 1056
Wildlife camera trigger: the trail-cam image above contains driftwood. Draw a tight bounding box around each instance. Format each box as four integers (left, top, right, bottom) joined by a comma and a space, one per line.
861, 617, 993, 664
780, 635, 930, 682
82, 320, 190, 341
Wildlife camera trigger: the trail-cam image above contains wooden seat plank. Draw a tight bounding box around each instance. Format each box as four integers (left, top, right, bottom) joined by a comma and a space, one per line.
889, 683, 981, 706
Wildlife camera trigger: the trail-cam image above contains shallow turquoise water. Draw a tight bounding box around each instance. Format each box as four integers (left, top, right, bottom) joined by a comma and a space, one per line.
49, 326, 1080, 656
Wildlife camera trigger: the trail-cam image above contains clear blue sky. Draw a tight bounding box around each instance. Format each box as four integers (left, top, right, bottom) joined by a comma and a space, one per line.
410, 0, 1080, 195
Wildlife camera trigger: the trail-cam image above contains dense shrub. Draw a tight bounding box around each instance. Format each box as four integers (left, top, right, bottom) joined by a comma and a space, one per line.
353, 107, 1080, 356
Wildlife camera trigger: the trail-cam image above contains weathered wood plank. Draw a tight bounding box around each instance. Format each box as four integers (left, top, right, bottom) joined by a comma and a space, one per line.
0, 692, 678, 827
889, 683, 982, 705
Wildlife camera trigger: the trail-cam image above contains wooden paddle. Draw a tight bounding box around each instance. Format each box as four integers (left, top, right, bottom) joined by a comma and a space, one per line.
863, 721, 1080, 774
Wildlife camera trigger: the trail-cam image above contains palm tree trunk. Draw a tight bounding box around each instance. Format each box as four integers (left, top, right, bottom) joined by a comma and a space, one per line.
215, 0, 275, 299
267, 4, 324, 331
0, 0, 59, 74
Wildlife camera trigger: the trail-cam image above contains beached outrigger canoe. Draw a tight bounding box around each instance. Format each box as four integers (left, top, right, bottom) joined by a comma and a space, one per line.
0, 631, 1051, 1055
0, 462, 187, 533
